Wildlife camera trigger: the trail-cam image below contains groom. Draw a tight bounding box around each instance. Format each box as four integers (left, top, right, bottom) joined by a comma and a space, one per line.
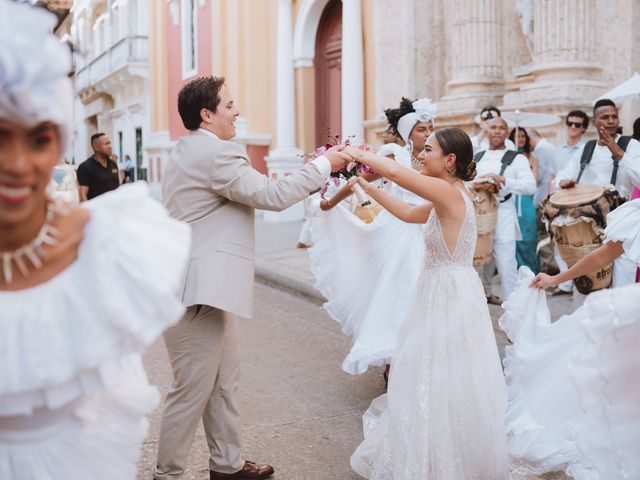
154, 76, 348, 480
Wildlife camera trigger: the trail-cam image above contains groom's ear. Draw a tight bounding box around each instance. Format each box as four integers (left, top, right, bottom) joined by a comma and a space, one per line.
200, 108, 212, 125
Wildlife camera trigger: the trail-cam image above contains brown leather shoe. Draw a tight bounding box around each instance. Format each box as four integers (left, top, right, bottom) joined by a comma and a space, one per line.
210, 461, 274, 480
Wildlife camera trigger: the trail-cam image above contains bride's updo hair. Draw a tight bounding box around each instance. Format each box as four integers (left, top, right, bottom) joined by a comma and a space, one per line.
384, 97, 415, 137
433, 128, 476, 181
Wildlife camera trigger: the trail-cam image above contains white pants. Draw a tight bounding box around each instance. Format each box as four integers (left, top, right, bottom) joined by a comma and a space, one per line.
479, 237, 518, 300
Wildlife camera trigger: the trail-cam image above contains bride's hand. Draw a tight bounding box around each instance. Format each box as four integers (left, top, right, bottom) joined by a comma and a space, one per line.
343, 146, 365, 162
529, 273, 559, 290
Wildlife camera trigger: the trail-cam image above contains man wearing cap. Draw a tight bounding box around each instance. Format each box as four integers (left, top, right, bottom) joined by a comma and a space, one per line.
474, 117, 537, 303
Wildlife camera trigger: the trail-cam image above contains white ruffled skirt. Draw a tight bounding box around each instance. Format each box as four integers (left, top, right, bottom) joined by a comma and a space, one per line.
502, 268, 640, 479
0, 355, 158, 480
309, 206, 424, 374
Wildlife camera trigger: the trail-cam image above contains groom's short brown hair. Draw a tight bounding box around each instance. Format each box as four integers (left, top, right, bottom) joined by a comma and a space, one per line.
178, 75, 226, 131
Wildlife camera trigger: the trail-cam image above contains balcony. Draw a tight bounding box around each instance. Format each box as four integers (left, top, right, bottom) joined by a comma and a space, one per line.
76, 35, 148, 102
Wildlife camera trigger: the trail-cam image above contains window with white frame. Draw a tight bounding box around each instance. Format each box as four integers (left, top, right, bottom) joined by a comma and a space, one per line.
181, 0, 197, 78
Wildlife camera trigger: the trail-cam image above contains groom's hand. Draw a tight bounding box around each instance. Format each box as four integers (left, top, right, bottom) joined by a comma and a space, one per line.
324, 146, 350, 172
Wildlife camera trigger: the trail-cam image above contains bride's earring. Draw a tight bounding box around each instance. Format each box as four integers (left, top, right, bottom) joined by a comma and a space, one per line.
446, 164, 453, 175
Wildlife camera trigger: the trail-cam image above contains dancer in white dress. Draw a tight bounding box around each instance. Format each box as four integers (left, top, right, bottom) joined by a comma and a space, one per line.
344, 128, 508, 479
309, 98, 436, 375
0, 3, 190, 478
501, 199, 640, 479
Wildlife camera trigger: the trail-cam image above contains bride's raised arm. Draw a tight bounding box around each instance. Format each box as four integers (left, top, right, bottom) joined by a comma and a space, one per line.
344, 146, 462, 216
349, 176, 432, 223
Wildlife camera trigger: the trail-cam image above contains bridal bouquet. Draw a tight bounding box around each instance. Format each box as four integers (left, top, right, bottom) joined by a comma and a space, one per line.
307, 138, 378, 224
309, 140, 375, 204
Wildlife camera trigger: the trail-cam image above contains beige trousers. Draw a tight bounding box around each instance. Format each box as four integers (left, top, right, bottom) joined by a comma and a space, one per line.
154, 305, 244, 478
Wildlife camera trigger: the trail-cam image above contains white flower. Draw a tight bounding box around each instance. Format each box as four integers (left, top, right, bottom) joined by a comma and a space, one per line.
412, 98, 438, 123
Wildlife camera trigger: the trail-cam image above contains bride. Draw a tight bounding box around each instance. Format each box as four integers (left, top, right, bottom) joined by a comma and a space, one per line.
344, 128, 508, 479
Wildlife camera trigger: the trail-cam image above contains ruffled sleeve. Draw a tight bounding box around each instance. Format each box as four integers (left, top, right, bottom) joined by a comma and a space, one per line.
0, 182, 191, 415
604, 199, 640, 263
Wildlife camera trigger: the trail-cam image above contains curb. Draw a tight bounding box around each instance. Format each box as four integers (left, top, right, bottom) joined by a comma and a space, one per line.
255, 262, 325, 306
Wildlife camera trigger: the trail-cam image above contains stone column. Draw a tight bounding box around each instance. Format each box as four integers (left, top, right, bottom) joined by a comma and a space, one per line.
264, 0, 304, 222
504, 0, 603, 109
440, 0, 504, 111
532, 0, 597, 78
450, 0, 502, 85
341, 0, 365, 144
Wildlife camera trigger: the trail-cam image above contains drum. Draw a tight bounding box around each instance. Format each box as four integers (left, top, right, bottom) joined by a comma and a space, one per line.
471, 185, 499, 266
541, 184, 625, 294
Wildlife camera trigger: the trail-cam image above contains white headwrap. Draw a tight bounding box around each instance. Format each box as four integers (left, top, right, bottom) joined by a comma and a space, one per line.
0, 0, 73, 149
396, 98, 438, 144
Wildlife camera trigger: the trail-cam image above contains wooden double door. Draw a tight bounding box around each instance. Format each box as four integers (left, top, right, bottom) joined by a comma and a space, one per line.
315, 0, 342, 146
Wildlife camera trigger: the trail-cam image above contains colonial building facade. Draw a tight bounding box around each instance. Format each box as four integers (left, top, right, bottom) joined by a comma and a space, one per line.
71, 0, 150, 180
147, 0, 640, 218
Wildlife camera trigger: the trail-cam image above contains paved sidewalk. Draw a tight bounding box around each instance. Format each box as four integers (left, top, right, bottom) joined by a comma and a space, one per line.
255, 218, 322, 304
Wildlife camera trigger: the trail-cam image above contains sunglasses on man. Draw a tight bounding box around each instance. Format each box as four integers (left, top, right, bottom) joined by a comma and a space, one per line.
566, 121, 585, 128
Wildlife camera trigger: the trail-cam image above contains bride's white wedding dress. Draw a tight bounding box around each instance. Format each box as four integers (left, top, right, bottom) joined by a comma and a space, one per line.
309, 144, 424, 374
350, 189, 508, 479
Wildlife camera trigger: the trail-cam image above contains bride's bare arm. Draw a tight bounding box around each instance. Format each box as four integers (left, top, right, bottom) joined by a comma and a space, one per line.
352, 177, 432, 223
530, 241, 624, 289
344, 147, 462, 215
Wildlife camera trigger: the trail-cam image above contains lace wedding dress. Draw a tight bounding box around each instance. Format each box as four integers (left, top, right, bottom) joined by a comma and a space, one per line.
351, 189, 509, 479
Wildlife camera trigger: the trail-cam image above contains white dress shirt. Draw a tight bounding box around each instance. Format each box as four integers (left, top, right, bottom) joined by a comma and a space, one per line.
554, 139, 585, 175
553, 134, 640, 198
533, 138, 557, 205
475, 148, 537, 241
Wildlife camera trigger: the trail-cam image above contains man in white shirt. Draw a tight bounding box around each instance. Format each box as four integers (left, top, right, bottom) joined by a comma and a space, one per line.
474, 117, 537, 302
553, 99, 640, 295
553, 100, 640, 197
471, 106, 517, 153
553, 110, 589, 180
527, 129, 556, 205
545, 111, 588, 294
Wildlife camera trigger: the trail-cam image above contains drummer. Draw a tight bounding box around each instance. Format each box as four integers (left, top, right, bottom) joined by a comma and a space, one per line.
553, 99, 640, 198
474, 116, 537, 303
553, 98, 640, 290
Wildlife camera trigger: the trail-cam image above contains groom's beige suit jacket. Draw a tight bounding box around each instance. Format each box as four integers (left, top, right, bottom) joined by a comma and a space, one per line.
162, 129, 327, 318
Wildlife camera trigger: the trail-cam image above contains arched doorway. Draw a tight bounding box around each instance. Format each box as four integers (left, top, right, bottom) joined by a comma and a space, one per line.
314, 0, 341, 146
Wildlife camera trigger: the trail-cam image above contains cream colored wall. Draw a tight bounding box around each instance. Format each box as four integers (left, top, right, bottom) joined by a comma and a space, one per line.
212, 0, 277, 147
149, 0, 168, 133
295, 67, 315, 154
362, 0, 380, 147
